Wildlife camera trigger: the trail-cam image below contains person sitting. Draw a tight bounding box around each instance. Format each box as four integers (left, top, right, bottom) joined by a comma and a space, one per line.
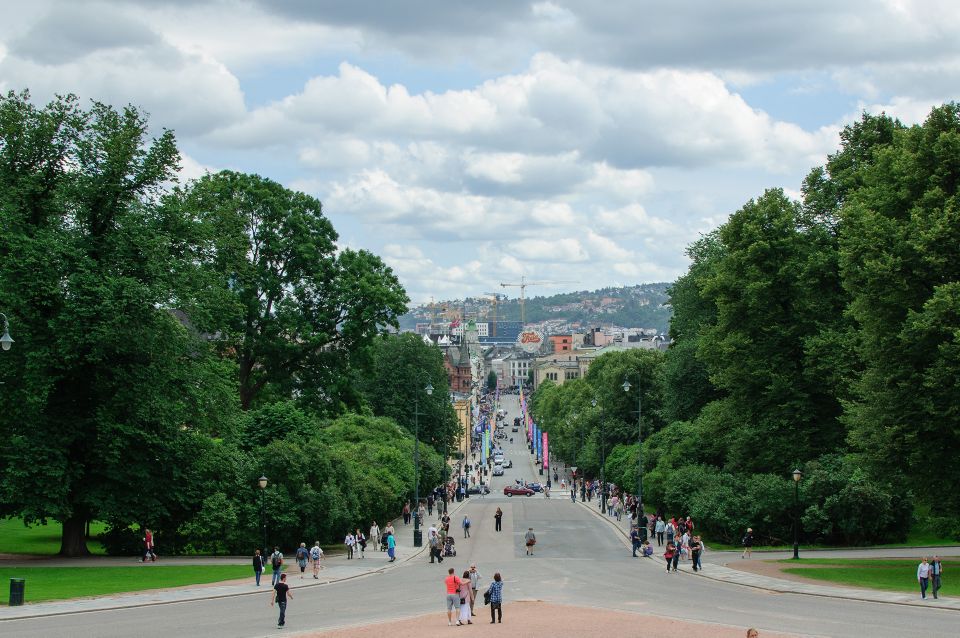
642, 540, 654, 558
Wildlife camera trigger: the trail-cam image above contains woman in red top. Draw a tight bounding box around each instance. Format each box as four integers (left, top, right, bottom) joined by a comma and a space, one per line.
664, 541, 676, 573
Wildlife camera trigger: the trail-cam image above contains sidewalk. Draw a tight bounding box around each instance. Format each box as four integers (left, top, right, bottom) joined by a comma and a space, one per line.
0, 500, 467, 621
575, 499, 960, 611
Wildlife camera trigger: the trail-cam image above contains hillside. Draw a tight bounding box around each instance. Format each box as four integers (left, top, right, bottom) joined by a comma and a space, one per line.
400, 283, 673, 333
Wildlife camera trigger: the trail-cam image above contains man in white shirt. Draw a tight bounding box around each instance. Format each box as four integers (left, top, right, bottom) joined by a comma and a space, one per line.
344, 532, 355, 559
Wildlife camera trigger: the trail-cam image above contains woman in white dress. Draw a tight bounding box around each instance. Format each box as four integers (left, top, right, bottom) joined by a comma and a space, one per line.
458, 570, 473, 625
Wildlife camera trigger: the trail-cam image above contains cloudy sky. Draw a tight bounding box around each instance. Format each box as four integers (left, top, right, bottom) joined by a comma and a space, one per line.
1, 1, 957, 304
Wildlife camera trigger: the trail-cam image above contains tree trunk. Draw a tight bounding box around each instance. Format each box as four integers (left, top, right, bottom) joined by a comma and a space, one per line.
60, 515, 91, 557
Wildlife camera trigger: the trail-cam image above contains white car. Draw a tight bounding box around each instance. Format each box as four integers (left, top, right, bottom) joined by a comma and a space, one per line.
493, 455, 504, 466
502, 459, 513, 469
492, 464, 504, 476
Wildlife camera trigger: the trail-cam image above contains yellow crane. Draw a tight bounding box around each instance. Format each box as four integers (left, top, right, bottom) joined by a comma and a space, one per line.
499, 276, 580, 324
482, 292, 507, 336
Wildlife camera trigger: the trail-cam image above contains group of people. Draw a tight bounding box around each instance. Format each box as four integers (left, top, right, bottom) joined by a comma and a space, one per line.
917, 556, 945, 599
443, 563, 504, 626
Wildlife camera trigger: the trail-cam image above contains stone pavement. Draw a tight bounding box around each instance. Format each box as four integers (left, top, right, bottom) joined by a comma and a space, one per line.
575, 498, 960, 611
0, 499, 468, 621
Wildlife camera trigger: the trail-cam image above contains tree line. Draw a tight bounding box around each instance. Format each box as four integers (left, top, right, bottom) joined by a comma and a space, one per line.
0, 91, 457, 555
533, 103, 960, 545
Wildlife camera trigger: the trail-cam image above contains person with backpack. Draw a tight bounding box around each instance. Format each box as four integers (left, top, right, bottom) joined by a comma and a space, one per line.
252, 548, 265, 586
309, 542, 324, 579
295, 542, 309, 579
462, 515, 471, 538
665, 520, 676, 547
269, 547, 284, 586
741, 527, 754, 559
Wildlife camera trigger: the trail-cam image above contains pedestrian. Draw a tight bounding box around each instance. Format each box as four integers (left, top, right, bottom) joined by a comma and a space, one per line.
385, 520, 395, 539
403, 501, 411, 525
355, 529, 366, 558
664, 541, 676, 572
468, 563, 482, 615
253, 548, 265, 586
141, 528, 157, 562
370, 521, 381, 550
428, 524, 442, 563
295, 542, 309, 578
462, 515, 472, 538
690, 535, 703, 571
665, 519, 675, 547
918, 556, 931, 599
444, 567, 464, 626
271, 572, 292, 628
494, 507, 503, 532
459, 570, 473, 625
741, 528, 754, 559
427, 494, 435, 516
672, 539, 682, 572
418, 502, 427, 525
631, 526, 641, 557
931, 555, 943, 599
344, 531, 355, 559
269, 546, 284, 586
387, 531, 396, 562
310, 542, 324, 579
655, 516, 665, 546
524, 527, 536, 556
570, 484, 576, 502
487, 572, 504, 624
747, 630, 759, 638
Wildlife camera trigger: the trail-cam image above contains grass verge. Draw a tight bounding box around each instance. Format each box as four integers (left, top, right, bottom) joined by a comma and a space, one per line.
778, 558, 957, 595
704, 529, 959, 552
0, 518, 107, 556
0, 565, 252, 604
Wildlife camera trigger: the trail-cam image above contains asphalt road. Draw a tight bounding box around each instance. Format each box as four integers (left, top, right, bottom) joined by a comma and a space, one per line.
3, 395, 957, 637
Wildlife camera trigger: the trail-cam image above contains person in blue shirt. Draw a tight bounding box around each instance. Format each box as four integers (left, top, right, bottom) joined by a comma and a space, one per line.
486, 572, 503, 624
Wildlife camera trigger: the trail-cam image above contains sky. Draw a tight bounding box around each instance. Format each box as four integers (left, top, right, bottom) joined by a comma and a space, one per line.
1, 1, 957, 305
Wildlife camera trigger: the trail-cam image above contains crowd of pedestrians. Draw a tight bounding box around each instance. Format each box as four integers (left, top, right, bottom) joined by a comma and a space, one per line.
442, 563, 505, 626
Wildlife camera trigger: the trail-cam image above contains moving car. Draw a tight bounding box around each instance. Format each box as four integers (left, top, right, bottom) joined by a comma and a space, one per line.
493, 454, 504, 466
526, 482, 543, 492
502, 459, 513, 469
467, 484, 490, 495
511, 426, 519, 432
503, 485, 534, 497
492, 464, 504, 476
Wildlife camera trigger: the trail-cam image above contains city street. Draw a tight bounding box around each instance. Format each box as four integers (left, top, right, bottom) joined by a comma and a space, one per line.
2, 395, 957, 637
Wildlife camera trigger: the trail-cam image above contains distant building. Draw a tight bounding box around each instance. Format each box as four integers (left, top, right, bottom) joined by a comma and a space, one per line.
549, 334, 573, 353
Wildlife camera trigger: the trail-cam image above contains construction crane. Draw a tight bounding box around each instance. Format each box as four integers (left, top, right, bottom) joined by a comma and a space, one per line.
482, 292, 507, 336
500, 276, 580, 324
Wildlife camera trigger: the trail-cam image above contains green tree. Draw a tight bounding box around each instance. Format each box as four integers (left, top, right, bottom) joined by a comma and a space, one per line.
487, 370, 497, 392
0, 91, 236, 555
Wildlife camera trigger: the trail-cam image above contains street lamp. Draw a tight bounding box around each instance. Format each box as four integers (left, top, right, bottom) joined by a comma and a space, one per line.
792, 469, 802, 559
413, 381, 434, 548
258, 475, 268, 553
622, 376, 644, 522
591, 398, 606, 514
0, 313, 13, 351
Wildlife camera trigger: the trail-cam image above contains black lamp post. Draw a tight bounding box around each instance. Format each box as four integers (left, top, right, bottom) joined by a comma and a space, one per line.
792, 468, 802, 559
258, 475, 268, 553
591, 398, 606, 514
0, 313, 13, 351
622, 376, 643, 521
413, 382, 434, 548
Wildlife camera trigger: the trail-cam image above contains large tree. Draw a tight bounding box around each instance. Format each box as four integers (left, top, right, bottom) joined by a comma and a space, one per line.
167, 171, 409, 412
0, 91, 235, 555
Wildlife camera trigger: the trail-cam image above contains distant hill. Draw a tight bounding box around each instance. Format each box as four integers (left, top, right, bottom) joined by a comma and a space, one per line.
400, 283, 673, 333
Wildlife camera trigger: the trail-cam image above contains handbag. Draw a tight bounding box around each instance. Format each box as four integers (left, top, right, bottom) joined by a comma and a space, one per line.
460, 597, 466, 605
483, 590, 491, 605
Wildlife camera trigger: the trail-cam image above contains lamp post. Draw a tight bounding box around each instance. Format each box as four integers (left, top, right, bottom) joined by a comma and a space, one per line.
792, 469, 802, 559
622, 376, 644, 521
413, 381, 434, 548
0, 313, 13, 351
258, 475, 268, 553
591, 398, 606, 514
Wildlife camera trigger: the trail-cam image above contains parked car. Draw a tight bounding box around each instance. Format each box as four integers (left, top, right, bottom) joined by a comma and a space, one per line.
511, 425, 519, 432
503, 485, 534, 497
468, 484, 490, 495
527, 482, 543, 492
493, 455, 504, 466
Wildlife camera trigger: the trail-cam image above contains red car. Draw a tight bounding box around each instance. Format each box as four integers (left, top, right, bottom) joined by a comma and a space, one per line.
503, 486, 534, 497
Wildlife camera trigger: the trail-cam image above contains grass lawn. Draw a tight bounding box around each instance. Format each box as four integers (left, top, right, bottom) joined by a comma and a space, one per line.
704, 528, 958, 552
0, 518, 107, 555
0, 565, 252, 604
779, 558, 957, 595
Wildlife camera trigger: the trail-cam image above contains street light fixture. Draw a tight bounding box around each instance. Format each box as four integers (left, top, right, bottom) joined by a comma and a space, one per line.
413, 381, 434, 548
622, 376, 644, 523
792, 469, 802, 560
0, 313, 13, 351
591, 398, 606, 514
258, 475, 268, 553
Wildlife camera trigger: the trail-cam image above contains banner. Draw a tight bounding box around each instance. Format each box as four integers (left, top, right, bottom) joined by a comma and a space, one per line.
543, 431, 549, 472
482, 430, 488, 464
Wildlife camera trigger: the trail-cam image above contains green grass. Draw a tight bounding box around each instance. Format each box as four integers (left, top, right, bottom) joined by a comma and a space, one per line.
779, 558, 957, 595
0, 518, 107, 556
703, 528, 958, 552
0, 565, 252, 604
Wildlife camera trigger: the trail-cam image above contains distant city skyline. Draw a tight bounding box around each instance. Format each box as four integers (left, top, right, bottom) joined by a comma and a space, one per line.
2, 1, 956, 302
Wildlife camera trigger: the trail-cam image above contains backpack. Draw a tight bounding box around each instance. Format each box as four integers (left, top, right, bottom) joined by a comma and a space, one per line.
271, 552, 282, 569
310, 546, 321, 561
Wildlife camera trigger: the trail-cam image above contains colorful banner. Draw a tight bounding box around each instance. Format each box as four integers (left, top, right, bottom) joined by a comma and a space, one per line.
482, 429, 489, 464
543, 431, 549, 472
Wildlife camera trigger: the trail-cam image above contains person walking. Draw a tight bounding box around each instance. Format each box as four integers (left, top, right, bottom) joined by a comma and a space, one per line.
458, 570, 473, 625
385, 520, 395, 539
468, 563, 482, 616
444, 567, 464, 626
741, 528, 754, 559
931, 555, 943, 599
269, 546, 284, 586
141, 528, 157, 562
665, 519, 676, 548
253, 549, 265, 586
403, 501, 411, 525
655, 516, 665, 546
370, 521, 381, 550
487, 572, 504, 624
524, 527, 537, 556
672, 538, 682, 572
690, 535, 703, 571
630, 526, 641, 557
918, 556, 931, 599
664, 541, 676, 572
344, 531, 355, 559
295, 542, 309, 579
309, 542, 324, 578
494, 507, 503, 532
462, 515, 472, 538
386, 531, 396, 562
418, 502, 427, 526
271, 573, 292, 628
355, 529, 366, 558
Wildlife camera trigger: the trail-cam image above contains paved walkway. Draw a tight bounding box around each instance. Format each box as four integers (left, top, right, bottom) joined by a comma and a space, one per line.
0, 500, 468, 621
575, 498, 960, 610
